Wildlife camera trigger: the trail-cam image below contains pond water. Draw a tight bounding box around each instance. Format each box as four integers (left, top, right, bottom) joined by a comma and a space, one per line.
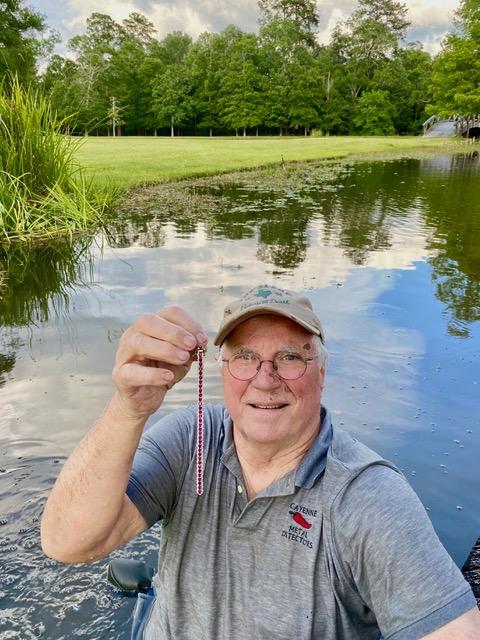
1, 155, 480, 638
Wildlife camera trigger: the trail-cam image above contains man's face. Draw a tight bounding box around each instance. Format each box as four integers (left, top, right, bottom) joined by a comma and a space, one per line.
221, 315, 325, 451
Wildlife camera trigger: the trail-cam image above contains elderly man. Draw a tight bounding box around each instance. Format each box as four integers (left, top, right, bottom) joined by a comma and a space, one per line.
41, 285, 479, 639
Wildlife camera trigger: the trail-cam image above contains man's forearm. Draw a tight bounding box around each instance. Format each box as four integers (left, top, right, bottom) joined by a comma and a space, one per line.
40, 392, 151, 563
421, 606, 480, 639
41, 306, 206, 563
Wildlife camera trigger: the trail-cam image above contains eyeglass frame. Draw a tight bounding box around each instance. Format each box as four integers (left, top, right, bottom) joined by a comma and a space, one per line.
221, 349, 319, 381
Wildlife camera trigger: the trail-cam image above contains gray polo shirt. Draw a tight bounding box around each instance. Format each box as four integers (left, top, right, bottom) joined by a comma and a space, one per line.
126, 404, 475, 640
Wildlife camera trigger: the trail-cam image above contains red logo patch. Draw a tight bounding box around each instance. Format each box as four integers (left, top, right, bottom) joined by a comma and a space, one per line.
289, 510, 312, 529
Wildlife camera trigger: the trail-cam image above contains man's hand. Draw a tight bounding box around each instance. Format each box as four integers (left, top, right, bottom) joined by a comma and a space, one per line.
113, 304, 208, 420
41, 304, 207, 563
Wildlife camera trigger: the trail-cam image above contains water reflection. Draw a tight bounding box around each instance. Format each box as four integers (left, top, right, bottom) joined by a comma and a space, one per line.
256, 215, 310, 271
105, 217, 168, 249
0, 237, 95, 327
3, 156, 479, 334
420, 155, 480, 336
320, 163, 404, 263
1, 155, 480, 639
0, 350, 16, 387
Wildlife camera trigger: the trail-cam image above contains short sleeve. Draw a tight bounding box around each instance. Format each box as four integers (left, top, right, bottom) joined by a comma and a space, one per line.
332, 465, 476, 640
126, 406, 196, 527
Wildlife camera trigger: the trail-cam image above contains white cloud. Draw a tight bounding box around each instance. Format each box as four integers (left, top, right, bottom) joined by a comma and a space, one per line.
65, 0, 140, 32
317, 7, 350, 45
404, 0, 458, 53
144, 4, 211, 39
404, 0, 457, 28
36, 0, 261, 47
32, 0, 458, 55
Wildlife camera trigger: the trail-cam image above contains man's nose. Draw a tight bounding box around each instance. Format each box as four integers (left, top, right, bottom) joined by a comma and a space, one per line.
252, 360, 282, 387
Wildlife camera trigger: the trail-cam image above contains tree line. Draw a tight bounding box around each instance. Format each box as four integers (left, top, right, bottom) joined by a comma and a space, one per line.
2, 0, 478, 137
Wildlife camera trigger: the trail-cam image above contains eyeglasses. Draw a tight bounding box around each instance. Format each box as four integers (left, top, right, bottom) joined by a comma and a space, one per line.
222, 350, 318, 381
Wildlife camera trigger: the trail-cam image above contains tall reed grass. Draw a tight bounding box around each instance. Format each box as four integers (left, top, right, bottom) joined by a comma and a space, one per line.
0, 77, 115, 242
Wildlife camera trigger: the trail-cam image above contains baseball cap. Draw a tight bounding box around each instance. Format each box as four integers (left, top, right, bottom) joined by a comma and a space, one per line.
213, 285, 325, 346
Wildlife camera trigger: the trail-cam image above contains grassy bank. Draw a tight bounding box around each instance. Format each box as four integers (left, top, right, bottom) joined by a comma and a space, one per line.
0, 79, 116, 243
76, 135, 471, 188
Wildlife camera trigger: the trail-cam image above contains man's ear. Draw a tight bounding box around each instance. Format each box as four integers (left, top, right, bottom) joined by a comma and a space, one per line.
320, 367, 326, 391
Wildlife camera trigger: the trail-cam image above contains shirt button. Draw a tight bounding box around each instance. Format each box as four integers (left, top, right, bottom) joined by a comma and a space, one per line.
237, 485, 243, 494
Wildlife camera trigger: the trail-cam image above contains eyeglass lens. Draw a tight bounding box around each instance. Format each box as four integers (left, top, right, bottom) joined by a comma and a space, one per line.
228, 352, 308, 380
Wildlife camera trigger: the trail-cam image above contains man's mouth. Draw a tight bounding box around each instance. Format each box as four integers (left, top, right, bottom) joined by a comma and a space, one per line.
247, 402, 288, 410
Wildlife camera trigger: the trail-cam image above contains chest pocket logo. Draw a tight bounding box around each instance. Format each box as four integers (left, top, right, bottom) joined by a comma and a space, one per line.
281, 502, 319, 549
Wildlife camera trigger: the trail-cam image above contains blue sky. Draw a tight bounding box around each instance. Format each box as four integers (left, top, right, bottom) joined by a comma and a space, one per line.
31, 0, 459, 57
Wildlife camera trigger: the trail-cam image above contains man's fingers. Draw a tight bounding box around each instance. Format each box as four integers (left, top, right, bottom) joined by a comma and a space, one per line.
117, 332, 192, 367
113, 305, 207, 405
114, 362, 176, 388
137, 312, 197, 349
130, 311, 207, 352
156, 305, 208, 347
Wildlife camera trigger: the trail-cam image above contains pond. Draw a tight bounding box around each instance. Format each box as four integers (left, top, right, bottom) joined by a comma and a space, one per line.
1, 154, 480, 638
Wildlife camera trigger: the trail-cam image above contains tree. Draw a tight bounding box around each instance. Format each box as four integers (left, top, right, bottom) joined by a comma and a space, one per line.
157, 31, 193, 66
401, 46, 432, 131
374, 45, 432, 133
428, 0, 480, 118
122, 12, 156, 47
41, 54, 81, 127
0, 0, 57, 84
258, 0, 318, 30
259, 17, 317, 134
314, 48, 352, 135
136, 40, 169, 134
287, 45, 323, 134
109, 14, 156, 134
43, 11, 157, 135
39, 2, 433, 138
152, 66, 191, 136
187, 32, 224, 135
107, 96, 125, 136
331, 0, 410, 99
352, 90, 396, 134
456, 0, 480, 40
64, 13, 123, 133
355, 0, 409, 41
219, 32, 263, 135
150, 32, 193, 136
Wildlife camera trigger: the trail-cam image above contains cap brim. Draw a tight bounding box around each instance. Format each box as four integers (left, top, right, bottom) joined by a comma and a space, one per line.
213, 306, 322, 346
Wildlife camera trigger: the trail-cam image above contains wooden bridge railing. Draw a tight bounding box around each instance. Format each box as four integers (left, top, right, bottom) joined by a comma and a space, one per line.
423, 115, 480, 137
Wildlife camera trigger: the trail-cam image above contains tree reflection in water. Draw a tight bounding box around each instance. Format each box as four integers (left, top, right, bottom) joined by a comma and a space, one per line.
0, 236, 95, 327
421, 154, 480, 336
1, 156, 479, 640
1, 154, 479, 339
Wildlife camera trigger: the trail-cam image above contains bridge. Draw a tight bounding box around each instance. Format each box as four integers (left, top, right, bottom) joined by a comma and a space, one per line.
423, 115, 480, 138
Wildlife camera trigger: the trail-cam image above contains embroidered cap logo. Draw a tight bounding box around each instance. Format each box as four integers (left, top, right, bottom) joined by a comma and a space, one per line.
256, 287, 273, 299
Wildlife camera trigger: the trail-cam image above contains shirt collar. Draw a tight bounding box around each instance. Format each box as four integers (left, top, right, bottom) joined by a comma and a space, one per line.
221, 408, 234, 456
221, 406, 333, 490
294, 406, 332, 489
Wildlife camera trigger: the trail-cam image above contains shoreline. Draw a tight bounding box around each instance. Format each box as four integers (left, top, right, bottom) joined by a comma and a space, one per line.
3, 140, 477, 244
117, 145, 478, 222
76, 136, 475, 190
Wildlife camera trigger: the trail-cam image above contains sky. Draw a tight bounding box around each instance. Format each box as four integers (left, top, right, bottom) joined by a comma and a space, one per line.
30, 0, 460, 57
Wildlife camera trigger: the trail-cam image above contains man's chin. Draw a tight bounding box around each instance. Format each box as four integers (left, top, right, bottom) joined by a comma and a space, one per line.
234, 414, 291, 445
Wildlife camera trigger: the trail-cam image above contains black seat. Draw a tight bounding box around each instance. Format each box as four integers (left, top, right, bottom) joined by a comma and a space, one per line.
107, 558, 155, 594
461, 537, 480, 604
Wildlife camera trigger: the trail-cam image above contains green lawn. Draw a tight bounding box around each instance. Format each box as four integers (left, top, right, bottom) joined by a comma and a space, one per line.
75, 136, 467, 189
